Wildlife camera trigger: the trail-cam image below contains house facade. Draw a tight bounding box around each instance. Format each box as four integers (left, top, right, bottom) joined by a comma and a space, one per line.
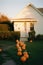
12, 4, 43, 41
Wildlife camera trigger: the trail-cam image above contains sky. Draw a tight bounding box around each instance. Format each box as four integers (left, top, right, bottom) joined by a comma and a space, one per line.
0, 0, 43, 18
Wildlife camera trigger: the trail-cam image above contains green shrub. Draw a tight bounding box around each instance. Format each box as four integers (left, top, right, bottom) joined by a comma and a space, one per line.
0, 31, 20, 41
28, 30, 35, 41
36, 34, 43, 40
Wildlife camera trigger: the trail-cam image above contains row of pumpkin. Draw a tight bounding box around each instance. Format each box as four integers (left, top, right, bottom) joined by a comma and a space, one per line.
16, 40, 29, 62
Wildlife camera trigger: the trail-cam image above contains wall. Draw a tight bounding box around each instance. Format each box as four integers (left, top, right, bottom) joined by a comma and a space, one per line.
22, 6, 43, 35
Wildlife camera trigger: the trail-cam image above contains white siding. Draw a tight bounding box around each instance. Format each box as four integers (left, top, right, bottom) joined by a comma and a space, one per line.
29, 7, 43, 35
14, 4, 43, 41
15, 6, 43, 35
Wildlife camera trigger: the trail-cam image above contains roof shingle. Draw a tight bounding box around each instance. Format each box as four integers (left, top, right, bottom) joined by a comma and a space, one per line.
38, 8, 43, 13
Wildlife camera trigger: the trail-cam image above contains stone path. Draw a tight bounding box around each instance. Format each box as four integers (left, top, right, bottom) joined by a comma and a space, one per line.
3, 44, 15, 51
0, 42, 16, 65
0, 44, 15, 52
2, 52, 16, 65
2, 60, 16, 65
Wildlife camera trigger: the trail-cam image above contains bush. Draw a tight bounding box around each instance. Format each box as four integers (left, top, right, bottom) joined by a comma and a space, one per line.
35, 34, 43, 40
28, 30, 35, 41
0, 31, 20, 41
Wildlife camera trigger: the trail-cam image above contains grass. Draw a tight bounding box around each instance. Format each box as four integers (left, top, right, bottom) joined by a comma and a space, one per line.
26, 41, 43, 65
0, 40, 43, 65
0, 40, 15, 45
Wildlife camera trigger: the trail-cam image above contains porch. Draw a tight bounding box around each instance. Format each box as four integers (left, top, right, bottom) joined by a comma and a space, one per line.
13, 18, 36, 41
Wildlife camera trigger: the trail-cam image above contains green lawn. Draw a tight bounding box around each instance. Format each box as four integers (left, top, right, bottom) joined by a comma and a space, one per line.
0, 40, 43, 65
26, 41, 43, 65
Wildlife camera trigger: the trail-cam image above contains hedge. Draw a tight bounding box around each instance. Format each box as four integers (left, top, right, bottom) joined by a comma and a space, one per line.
0, 31, 20, 41
35, 34, 43, 40
28, 30, 35, 41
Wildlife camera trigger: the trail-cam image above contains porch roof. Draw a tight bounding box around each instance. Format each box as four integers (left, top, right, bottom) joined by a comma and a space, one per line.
13, 18, 37, 22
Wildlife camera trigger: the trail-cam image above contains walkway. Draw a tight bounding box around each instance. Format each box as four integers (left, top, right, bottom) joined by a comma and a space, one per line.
0, 43, 16, 65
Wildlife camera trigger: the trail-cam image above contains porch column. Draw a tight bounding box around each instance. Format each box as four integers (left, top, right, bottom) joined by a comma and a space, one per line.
24, 21, 27, 37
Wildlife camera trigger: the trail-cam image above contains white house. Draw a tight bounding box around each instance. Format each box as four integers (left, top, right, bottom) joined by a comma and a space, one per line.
12, 3, 43, 41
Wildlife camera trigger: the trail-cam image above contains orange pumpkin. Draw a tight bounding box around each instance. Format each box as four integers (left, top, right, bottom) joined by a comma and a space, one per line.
20, 56, 27, 62
23, 52, 29, 58
0, 48, 2, 52
16, 41, 19, 44
17, 51, 22, 56
23, 51, 28, 55
30, 40, 32, 42
23, 44, 26, 47
16, 39, 19, 43
22, 45, 26, 50
16, 43, 20, 48
24, 53, 29, 59
18, 47, 22, 52
19, 41, 24, 46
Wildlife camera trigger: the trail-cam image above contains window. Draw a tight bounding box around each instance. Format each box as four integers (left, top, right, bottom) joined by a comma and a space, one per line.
30, 22, 34, 31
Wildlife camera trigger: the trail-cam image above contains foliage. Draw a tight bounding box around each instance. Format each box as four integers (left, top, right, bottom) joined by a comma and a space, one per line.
0, 31, 20, 41
0, 21, 14, 31
28, 30, 35, 41
35, 34, 43, 40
